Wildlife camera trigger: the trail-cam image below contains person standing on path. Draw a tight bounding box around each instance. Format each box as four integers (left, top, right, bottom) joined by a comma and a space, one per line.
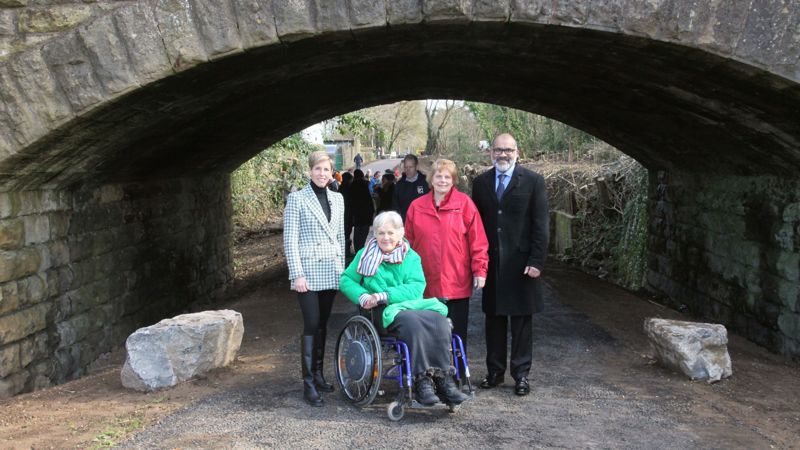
405, 159, 488, 366
283, 151, 346, 407
354, 153, 363, 170
471, 133, 549, 397
346, 169, 374, 253
392, 154, 430, 220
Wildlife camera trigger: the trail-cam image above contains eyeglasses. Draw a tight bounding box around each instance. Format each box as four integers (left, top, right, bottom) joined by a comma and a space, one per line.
492, 147, 516, 155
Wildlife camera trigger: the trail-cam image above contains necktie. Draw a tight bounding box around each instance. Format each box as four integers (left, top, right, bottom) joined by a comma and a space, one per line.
496, 174, 506, 199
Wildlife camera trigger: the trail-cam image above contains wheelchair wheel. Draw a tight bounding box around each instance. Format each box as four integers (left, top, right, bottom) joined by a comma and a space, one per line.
335, 315, 383, 408
387, 401, 405, 421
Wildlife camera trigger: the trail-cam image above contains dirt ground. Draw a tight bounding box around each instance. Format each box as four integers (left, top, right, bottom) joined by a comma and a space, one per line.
1, 233, 799, 449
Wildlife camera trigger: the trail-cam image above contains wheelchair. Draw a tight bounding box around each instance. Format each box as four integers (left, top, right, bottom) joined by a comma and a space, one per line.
334, 300, 473, 421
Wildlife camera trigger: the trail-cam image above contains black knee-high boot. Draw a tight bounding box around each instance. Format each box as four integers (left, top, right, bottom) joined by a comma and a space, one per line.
313, 331, 334, 392
302, 335, 323, 406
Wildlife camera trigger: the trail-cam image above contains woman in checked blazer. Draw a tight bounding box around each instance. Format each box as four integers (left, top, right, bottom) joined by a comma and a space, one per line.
283, 150, 345, 407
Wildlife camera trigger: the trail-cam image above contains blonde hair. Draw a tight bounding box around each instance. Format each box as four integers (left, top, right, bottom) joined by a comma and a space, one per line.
432, 158, 458, 180
308, 150, 334, 169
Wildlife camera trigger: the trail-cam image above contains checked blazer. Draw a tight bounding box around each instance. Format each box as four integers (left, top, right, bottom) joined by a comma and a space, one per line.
283, 183, 346, 291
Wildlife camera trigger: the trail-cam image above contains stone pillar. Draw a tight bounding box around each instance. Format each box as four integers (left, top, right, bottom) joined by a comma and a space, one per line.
645, 170, 800, 359
0, 175, 233, 397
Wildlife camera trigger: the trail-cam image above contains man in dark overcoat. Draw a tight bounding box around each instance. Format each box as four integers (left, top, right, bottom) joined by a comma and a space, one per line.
471, 133, 549, 396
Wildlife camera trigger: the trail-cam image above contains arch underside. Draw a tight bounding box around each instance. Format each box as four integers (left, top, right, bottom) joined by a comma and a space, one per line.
3, 22, 800, 190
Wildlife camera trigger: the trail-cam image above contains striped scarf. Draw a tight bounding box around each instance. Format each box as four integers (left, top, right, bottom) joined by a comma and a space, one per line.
356, 238, 408, 277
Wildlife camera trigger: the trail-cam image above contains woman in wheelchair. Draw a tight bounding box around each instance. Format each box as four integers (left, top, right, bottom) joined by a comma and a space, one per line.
339, 211, 469, 406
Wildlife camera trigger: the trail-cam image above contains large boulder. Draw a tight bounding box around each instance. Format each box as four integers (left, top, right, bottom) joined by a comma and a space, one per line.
644, 318, 733, 383
121, 310, 244, 391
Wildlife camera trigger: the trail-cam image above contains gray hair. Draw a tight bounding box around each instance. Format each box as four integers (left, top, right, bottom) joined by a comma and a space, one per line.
372, 211, 404, 233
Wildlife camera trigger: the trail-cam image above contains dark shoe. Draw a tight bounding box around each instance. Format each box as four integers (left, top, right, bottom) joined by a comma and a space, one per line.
480, 372, 504, 389
435, 375, 469, 405
414, 376, 439, 406
301, 335, 323, 407
514, 377, 530, 396
313, 331, 334, 393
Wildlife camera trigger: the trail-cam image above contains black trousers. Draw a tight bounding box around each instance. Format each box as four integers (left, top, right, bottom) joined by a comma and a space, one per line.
297, 290, 336, 336
447, 298, 470, 376
485, 314, 532, 381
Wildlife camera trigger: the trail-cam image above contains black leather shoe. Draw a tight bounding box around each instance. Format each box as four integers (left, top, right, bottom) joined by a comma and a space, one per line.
479, 373, 504, 389
514, 377, 530, 396
415, 376, 439, 406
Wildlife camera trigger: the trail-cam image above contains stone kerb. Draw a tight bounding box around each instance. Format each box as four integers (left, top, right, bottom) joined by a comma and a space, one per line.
1, 0, 799, 183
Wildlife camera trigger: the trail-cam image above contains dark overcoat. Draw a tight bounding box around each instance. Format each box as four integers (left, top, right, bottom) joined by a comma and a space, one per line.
471, 165, 549, 316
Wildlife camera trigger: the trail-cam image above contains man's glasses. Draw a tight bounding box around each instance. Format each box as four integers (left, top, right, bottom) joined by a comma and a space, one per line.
492, 147, 516, 155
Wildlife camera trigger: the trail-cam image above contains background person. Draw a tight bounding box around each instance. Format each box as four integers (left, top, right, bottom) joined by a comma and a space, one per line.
405, 159, 488, 360
340, 171, 354, 258
283, 150, 346, 407
339, 211, 468, 406
392, 154, 430, 220
471, 133, 549, 397
354, 153, 363, 170
374, 173, 396, 214
346, 169, 374, 253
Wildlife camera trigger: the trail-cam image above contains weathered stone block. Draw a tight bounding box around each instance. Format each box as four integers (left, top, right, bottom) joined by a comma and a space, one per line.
0, 10, 16, 36
0, 341, 19, 377
423, 0, 471, 22
0, 280, 19, 315
644, 318, 733, 382
230, 0, 278, 49
191, 0, 243, 58
153, 0, 208, 71
0, 302, 50, 345
77, 14, 137, 95
510, 0, 549, 22
273, 0, 316, 40
472, 0, 510, 22
0, 193, 13, 219
41, 31, 105, 112
0, 247, 41, 283
0, 63, 47, 146
121, 310, 243, 391
23, 214, 49, 245
0, 218, 23, 250
0, 369, 27, 398
313, 0, 349, 33
18, 5, 93, 33
778, 312, 800, 341
7, 49, 74, 128
19, 330, 46, 367
112, 2, 173, 83
349, 0, 387, 28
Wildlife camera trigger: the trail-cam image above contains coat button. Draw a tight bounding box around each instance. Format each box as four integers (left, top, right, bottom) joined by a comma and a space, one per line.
498, 210, 503, 215
497, 227, 502, 232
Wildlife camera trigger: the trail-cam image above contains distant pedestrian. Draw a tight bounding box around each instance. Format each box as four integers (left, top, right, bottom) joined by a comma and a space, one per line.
392, 154, 430, 220
354, 153, 363, 170
369, 171, 381, 195
347, 169, 374, 252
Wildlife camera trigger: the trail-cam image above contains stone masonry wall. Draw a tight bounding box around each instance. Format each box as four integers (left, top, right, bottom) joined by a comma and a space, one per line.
646, 170, 800, 359
0, 175, 232, 397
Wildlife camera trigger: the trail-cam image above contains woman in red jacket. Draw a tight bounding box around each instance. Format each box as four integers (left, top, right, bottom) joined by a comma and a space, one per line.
405, 159, 489, 351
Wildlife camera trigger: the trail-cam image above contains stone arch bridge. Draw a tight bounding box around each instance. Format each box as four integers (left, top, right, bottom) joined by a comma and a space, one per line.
0, 0, 799, 396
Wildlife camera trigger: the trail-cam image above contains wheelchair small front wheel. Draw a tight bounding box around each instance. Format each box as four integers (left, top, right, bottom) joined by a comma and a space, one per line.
387, 401, 405, 421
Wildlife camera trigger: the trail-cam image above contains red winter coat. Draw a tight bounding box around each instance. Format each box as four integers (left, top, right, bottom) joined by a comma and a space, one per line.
405, 188, 489, 300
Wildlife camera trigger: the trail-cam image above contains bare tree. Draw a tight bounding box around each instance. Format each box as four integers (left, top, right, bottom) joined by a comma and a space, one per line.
425, 100, 458, 155
366, 101, 426, 154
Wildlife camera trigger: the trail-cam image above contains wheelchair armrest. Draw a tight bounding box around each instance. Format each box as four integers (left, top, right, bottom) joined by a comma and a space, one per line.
437, 297, 449, 304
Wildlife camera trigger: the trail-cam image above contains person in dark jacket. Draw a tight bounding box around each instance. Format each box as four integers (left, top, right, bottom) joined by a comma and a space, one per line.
347, 169, 374, 252
340, 171, 354, 257
374, 173, 395, 214
392, 154, 430, 220
471, 133, 549, 397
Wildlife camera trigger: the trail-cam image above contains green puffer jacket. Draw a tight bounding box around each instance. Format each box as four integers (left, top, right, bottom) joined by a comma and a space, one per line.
339, 245, 448, 328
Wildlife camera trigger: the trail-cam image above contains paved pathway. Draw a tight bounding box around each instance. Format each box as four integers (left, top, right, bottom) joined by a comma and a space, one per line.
118, 264, 799, 449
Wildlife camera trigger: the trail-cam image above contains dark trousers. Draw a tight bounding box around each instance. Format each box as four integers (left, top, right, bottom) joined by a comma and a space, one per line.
352, 225, 370, 252
297, 290, 336, 336
344, 219, 353, 256
447, 298, 469, 376
485, 314, 533, 381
